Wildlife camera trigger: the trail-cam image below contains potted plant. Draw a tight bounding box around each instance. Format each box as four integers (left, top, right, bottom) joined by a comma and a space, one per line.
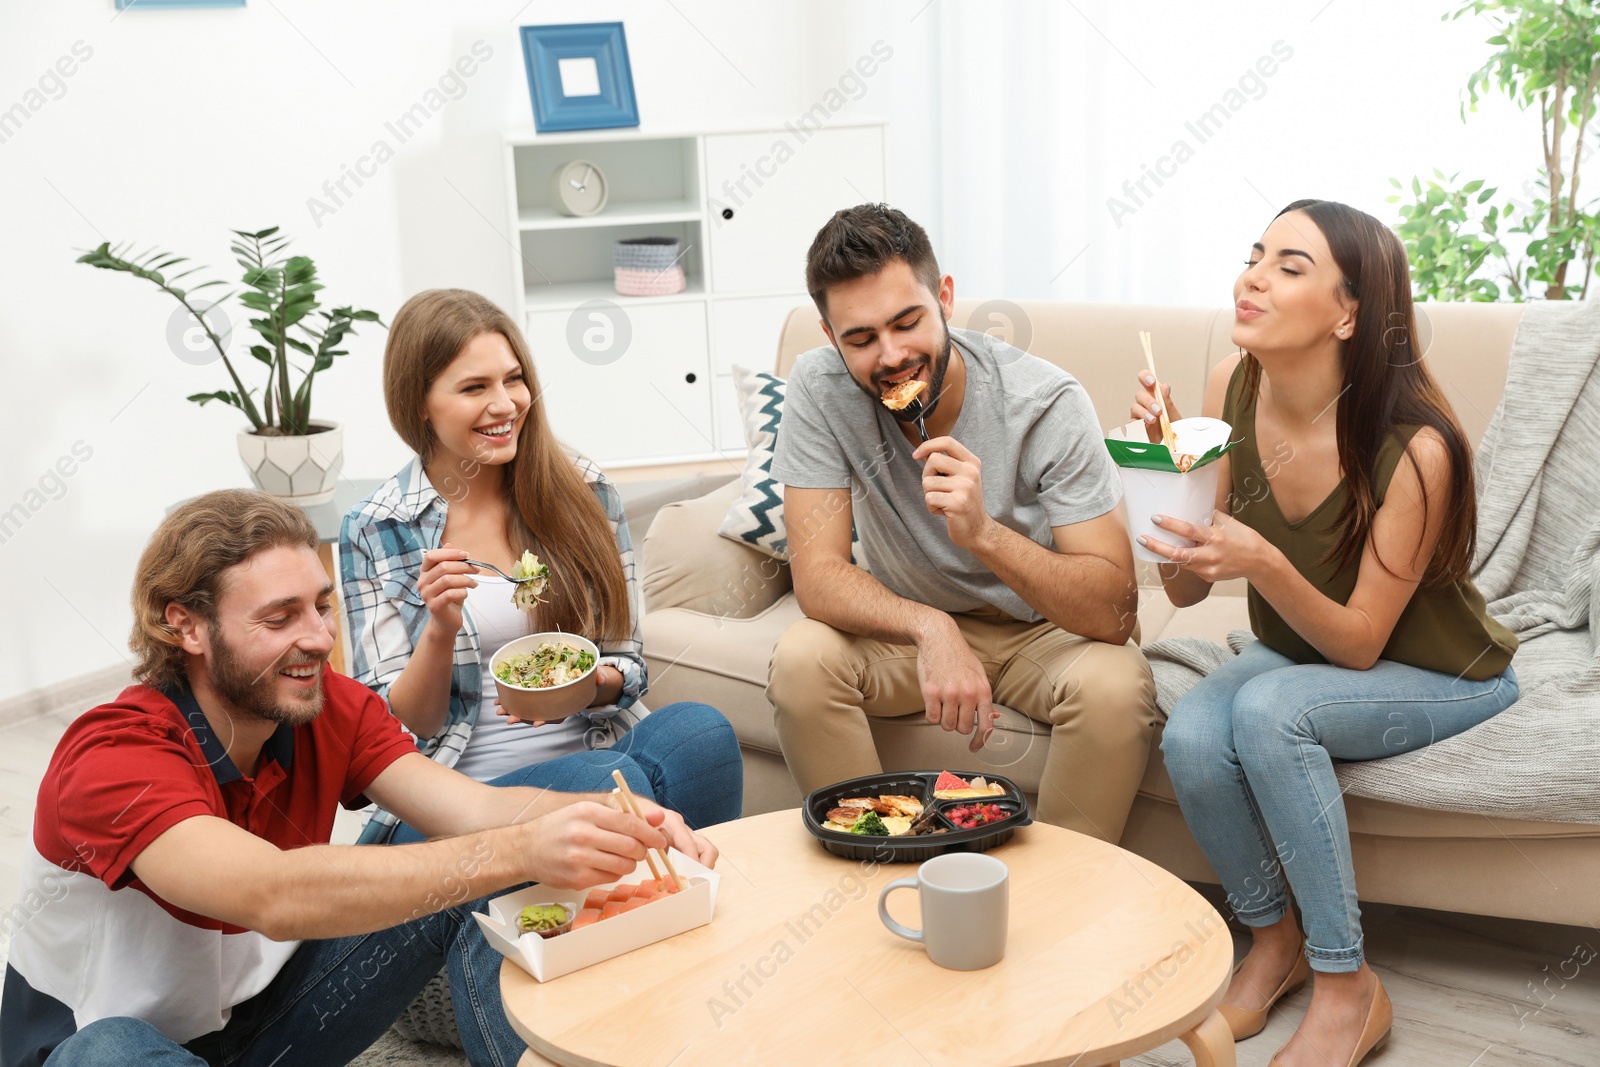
1389, 0, 1600, 301
77, 227, 383, 504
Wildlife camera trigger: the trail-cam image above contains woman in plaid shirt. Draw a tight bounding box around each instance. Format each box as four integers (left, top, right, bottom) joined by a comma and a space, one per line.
340, 289, 741, 844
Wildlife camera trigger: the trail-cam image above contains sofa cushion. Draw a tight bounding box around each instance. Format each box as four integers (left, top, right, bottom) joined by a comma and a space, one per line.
640, 595, 806, 754
1136, 724, 1600, 841
1141, 586, 1250, 644
642, 478, 793, 620
717, 367, 791, 559
715, 366, 864, 566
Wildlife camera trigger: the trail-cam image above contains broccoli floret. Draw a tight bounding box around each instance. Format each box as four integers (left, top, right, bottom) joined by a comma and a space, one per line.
849, 810, 889, 836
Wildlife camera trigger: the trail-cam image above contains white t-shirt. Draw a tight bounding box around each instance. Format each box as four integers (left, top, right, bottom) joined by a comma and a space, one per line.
452, 574, 591, 782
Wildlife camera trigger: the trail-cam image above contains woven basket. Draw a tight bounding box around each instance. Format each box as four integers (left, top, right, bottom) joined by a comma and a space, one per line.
614, 235, 681, 270
390, 967, 463, 1049
614, 236, 687, 297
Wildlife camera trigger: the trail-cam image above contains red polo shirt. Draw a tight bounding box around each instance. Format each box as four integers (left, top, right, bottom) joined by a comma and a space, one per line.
1, 669, 419, 1067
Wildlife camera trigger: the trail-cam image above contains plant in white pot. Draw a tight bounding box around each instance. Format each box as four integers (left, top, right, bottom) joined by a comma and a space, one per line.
77, 227, 383, 505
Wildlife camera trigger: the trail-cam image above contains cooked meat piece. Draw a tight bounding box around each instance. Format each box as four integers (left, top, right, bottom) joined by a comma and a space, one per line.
881, 379, 927, 411
826, 807, 861, 826
880, 795, 924, 817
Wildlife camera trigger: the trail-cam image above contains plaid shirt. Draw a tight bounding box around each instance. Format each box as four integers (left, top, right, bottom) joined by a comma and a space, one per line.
338, 454, 646, 843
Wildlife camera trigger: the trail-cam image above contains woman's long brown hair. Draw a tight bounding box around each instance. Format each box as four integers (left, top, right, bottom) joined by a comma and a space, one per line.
1241, 199, 1477, 585
383, 289, 630, 640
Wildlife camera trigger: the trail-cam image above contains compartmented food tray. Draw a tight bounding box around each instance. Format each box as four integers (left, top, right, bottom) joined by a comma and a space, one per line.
801, 770, 1033, 863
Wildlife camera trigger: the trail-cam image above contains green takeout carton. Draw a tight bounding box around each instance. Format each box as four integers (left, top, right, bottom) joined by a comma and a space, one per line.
1105, 417, 1240, 564
1103, 435, 1238, 473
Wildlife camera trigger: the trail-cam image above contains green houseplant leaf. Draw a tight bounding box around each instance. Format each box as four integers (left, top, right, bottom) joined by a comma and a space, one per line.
77, 228, 384, 434
1406, 0, 1600, 301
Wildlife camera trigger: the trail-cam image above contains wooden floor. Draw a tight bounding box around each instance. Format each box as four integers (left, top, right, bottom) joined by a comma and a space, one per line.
1, 704, 1593, 1066
1129, 889, 1598, 1067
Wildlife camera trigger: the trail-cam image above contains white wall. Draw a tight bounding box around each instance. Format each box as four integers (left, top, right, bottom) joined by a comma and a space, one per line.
810, 0, 1541, 308
0, 0, 809, 701
0, 0, 1544, 702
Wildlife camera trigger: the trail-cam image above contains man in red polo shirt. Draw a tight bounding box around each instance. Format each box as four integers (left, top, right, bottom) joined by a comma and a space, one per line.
0, 490, 715, 1067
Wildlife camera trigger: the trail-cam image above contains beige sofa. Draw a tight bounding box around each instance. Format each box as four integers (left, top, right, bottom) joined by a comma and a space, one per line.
640, 299, 1599, 928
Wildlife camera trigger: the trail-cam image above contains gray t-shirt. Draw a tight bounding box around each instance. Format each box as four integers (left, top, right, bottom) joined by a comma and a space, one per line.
770, 327, 1121, 623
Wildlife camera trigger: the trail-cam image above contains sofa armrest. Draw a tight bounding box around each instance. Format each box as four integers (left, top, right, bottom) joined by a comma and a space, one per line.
641, 478, 794, 619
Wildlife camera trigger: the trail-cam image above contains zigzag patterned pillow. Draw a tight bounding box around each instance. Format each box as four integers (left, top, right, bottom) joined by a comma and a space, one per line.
718, 367, 792, 559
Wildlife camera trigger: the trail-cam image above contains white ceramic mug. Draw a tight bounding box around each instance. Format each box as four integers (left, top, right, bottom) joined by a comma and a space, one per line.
878, 852, 1009, 970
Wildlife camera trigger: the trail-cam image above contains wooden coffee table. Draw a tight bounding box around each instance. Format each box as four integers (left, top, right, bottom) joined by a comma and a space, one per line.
502, 810, 1235, 1066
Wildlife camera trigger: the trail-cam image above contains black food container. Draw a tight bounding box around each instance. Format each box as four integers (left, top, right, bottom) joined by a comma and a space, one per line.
801, 770, 1033, 863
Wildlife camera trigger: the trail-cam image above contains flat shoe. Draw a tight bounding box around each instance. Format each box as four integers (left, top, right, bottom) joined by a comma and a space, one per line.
1269, 973, 1393, 1067
1217, 947, 1311, 1041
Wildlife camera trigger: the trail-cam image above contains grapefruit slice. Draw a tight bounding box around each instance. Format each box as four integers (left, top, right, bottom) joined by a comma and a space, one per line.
934, 771, 969, 793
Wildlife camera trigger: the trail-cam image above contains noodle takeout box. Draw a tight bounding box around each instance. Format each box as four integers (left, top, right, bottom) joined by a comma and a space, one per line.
474, 850, 720, 981
1105, 417, 1239, 564
1103, 416, 1237, 473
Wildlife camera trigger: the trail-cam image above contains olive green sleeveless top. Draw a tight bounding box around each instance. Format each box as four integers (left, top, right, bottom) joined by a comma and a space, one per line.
1221, 362, 1516, 680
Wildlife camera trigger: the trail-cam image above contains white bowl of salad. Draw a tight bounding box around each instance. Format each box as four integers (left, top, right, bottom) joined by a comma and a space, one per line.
489, 632, 600, 723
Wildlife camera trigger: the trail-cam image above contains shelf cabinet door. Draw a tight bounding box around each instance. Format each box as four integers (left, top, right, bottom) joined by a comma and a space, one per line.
709, 294, 808, 450
523, 302, 713, 465
704, 126, 885, 294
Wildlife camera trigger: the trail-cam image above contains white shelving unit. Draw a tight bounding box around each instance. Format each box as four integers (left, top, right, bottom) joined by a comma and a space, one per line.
503, 119, 887, 468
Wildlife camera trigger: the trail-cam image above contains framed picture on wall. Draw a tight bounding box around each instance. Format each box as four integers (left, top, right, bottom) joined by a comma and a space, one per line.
520, 22, 640, 133
115, 0, 245, 8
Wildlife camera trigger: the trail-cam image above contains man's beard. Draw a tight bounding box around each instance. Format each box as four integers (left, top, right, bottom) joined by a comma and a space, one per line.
853, 315, 954, 424
209, 626, 326, 728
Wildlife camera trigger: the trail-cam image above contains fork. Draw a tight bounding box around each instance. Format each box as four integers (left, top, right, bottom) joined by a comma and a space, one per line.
902, 394, 931, 444
463, 559, 541, 584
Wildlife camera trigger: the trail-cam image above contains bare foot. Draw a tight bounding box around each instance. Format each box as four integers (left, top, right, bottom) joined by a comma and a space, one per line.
1274, 965, 1380, 1067
1225, 912, 1303, 1011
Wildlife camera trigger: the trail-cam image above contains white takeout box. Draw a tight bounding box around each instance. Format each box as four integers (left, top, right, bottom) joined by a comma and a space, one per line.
474, 850, 720, 982
1109, 417, 1234, 564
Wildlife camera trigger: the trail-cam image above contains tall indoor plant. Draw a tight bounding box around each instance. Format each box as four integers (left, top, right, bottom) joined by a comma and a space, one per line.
78, 226, 383, 504
1389, 0, 1600, 301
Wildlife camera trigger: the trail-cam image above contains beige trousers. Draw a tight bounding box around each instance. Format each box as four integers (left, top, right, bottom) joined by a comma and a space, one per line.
768, 608, 1159, 843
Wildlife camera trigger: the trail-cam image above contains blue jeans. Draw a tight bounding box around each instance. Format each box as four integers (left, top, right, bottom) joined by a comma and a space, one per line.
43, 888, 521, 1066
1160, 640, 1518, 973
391, 701, 744, 845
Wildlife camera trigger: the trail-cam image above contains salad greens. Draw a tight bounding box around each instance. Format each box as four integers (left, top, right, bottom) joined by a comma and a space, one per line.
509, 550, 551, 612
494, 641, 596, 690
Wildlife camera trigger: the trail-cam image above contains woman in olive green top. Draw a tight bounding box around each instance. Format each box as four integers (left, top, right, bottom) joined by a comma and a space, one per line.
1131, 200, 1517, 1067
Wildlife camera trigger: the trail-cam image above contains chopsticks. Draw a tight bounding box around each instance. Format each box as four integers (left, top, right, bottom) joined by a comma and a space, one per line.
611, 769, 685, 892
1139, 330, 1180, 454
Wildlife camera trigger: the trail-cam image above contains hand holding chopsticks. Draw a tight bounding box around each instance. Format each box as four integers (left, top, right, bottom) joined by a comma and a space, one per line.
611, 769, 686, 892
1139, 331, 1180, 454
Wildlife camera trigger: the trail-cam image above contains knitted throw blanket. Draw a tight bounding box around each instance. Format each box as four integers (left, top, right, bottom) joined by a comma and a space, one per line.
1145, 299, 1600, 824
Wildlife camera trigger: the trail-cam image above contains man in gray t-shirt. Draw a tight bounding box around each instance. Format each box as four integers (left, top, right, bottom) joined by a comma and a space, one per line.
767, 204, 1157, 843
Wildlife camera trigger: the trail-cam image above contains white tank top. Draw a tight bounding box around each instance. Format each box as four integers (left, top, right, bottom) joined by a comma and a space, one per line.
453, 573, 591, 782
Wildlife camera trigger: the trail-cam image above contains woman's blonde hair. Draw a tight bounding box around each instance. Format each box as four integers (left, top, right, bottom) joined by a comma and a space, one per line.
383, 288, 630, 641
131, 489, 318, 689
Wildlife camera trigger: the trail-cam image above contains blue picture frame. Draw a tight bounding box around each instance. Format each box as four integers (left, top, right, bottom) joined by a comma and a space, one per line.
520, 23, 640, 133
115, 0, 244, 8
